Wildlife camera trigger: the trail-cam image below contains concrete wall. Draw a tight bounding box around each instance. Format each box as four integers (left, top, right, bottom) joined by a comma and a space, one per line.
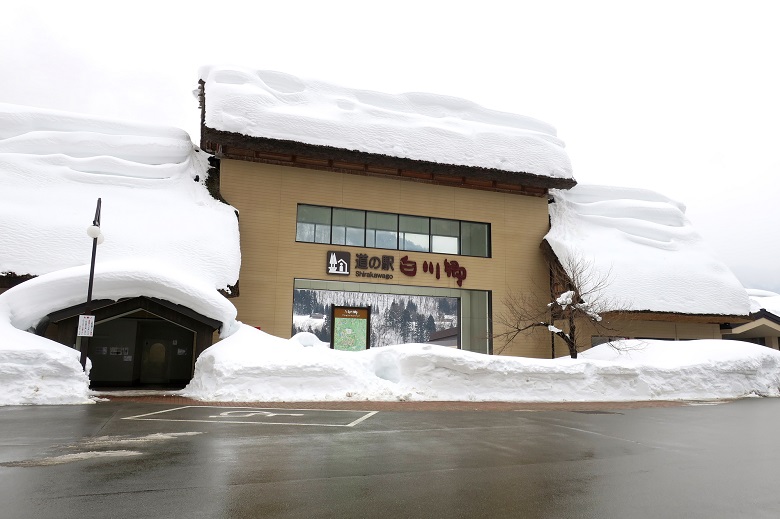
220, 159, 553, 357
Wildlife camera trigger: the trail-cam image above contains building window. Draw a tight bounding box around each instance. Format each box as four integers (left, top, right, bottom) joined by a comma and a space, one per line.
296, 205, 331, 243
296, 204, 491, 258
366, 211, 398, 249
431, 218, 459, 254
399, 215, 430, 252
460, 221, 489, 257
332, 208, 365, 246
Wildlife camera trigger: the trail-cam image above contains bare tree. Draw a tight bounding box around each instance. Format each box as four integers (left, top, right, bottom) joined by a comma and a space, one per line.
494, 254, 626, 358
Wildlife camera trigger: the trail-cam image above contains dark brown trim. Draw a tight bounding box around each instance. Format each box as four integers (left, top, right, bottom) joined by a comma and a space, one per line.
0, 273, 34, 289
47, 296, 222, 331
200, 126, 576, 196
602, 310, 751, 324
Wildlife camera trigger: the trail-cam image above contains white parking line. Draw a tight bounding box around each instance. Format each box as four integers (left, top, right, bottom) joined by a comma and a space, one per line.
122, 406, 378, 427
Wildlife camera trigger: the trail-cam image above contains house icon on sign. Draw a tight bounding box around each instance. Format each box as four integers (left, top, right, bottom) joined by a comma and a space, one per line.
327, 251, 350, 275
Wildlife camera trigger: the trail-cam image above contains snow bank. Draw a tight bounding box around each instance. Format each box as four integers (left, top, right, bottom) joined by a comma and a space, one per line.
0, 284, 92, 405
199, 65, 573, 179
545, 185, 750, 315
183, 325, 780, 402
0, 103, 240, 292
0, 334, 92, 406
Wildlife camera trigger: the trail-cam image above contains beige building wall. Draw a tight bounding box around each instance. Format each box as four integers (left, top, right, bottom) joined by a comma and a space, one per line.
220, 159, 553, 357
558, 317, 722, 357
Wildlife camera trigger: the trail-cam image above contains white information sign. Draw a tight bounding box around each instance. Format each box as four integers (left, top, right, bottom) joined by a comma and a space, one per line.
77, 315, 95, 337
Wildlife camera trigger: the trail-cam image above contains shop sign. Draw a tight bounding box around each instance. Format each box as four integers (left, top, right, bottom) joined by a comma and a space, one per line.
331, 306, 371, 351
326, 251, 350, 275
326, 250, 468, 286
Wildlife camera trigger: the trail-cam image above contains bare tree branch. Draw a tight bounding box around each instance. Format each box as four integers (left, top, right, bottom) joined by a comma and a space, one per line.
494, 253, 630, 358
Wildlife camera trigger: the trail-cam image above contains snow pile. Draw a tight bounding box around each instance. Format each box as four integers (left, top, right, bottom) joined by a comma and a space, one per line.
0, 103, 240, 291
545, 185, 750, 315
199, 65, 573, 179
0, 336, 91, 406
183, 324, 780, 402
747, 289, 780, 316
0, 286, 91, 405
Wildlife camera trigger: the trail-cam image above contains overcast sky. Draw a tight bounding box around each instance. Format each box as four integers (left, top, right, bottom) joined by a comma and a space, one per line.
2, 1, 778, 293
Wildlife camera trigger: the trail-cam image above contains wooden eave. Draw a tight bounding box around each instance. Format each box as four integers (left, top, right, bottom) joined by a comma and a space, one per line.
0, 273, 34, 289
601, 310, 751, 325
46, 296, 222, 331
201, 126, 575, 197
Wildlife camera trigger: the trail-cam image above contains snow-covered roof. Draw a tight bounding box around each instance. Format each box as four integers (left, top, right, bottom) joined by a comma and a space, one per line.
0, 103, 240, 292
747, 289, 780, 316
1, 260, 238, 336
544, 185, 750, 316
198, 65, 573, 180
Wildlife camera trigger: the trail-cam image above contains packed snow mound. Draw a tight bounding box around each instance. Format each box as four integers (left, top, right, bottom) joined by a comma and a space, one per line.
747, 289, 780, 315
545, 185, 750, 315
0, 276, 94, 405
0, 103, 240, 292
182, 325, 780, 402
0, 337, 92, 406
0, 259, 239, 336
290, 331, 329, 348
199, 65, 573, 179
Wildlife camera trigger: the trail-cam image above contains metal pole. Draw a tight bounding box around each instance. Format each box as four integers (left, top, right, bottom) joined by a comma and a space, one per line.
80, 198, 101, 370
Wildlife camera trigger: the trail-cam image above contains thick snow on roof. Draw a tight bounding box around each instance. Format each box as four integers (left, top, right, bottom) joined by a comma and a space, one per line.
0, 103, 240, 291
182, 325, 780, 402
2, 260, 239, 335
747, 289, 780, 316
545, 185, 750, 315
199, 65, 573, 179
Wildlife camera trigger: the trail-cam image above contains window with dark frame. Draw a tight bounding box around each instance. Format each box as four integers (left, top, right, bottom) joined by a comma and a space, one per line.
295, 204, 491, 258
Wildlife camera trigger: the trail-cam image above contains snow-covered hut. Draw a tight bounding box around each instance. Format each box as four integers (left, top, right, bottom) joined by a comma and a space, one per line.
0, 103, 240, 386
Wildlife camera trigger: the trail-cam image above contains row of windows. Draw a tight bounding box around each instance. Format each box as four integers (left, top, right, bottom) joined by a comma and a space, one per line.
296, 204, 491, 257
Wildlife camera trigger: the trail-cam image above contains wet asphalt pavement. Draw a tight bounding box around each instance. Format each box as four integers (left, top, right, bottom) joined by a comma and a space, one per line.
1, 398, 780, 518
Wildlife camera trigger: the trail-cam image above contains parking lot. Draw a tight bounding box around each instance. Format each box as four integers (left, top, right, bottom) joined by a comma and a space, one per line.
2, 397, 780, 518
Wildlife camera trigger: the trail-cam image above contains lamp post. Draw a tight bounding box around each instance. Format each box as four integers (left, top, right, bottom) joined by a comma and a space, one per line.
78, 198, 103, 370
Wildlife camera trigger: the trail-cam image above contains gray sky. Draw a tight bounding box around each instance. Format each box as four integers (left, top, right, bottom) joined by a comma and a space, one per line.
2, 0, 778, 292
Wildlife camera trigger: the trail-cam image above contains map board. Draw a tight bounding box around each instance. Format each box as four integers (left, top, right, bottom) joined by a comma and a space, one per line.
331, 306, 371, 351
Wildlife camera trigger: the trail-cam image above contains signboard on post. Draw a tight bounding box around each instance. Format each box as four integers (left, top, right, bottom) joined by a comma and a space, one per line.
77, 315, 95, 337
330, 306, 371, 351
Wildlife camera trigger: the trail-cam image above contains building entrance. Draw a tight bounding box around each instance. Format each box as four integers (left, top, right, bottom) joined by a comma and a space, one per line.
88, 315, 195, 388
292, 279, 491, 353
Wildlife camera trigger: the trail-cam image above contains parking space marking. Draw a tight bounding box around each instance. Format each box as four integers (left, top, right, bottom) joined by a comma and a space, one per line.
122, 406, 378, 427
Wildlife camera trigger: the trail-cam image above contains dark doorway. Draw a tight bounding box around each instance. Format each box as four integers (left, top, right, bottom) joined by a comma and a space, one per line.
43, 296, 221, 389
87, 315, 195, 388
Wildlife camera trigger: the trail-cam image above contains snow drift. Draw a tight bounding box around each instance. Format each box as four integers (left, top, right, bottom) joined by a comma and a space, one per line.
199, 65, 573, 179
183, 324, 780, 403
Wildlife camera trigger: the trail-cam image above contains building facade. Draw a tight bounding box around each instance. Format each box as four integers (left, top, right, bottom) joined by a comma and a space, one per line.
212, 152, 570, 357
